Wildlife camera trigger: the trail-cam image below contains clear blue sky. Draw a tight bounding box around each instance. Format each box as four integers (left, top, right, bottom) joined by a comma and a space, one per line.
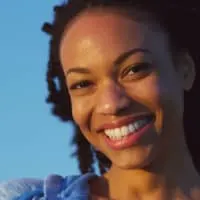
0, 1, 80, 181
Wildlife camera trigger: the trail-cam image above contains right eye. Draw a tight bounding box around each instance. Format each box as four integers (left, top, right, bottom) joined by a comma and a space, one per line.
69, 80, 92, 90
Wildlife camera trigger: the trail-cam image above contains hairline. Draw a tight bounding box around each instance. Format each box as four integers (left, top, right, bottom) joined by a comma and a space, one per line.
59, 5, 180, 70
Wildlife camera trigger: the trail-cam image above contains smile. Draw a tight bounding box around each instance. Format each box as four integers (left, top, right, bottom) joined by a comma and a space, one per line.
104, 115, 153, 140
102, 114, 155, 150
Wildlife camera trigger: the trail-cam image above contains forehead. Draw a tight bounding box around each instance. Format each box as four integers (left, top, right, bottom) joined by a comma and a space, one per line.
60, 8, 169, 68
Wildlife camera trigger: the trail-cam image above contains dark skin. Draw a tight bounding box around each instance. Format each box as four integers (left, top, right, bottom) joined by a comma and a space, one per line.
60, 7, 199, 200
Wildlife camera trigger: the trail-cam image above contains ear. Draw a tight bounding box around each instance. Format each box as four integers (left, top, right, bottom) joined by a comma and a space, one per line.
176, 52, 196, 91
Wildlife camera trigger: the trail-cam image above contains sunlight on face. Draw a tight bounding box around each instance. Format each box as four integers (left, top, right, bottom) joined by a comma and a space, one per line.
60, 8, 186, 169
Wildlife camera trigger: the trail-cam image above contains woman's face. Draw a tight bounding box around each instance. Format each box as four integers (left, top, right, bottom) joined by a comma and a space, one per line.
60, 8, 193, 169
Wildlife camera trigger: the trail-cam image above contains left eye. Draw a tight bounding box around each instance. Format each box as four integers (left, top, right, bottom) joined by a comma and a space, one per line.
122, 62, 152, 77
69, 80, 92, 90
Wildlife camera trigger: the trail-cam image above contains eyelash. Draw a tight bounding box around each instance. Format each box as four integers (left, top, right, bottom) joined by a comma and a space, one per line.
69, 62, 152, 90
69, 80, 92, 90
121, 62, 152, 78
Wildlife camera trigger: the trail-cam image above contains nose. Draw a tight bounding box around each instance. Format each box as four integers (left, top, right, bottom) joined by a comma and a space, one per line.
96, 81, 131, 115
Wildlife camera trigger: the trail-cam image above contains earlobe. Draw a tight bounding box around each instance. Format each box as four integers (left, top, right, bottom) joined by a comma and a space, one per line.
178, 52, 196, 91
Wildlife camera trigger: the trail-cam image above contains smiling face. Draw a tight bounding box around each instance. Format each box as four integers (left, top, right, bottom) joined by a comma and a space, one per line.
59, 8, 194, 170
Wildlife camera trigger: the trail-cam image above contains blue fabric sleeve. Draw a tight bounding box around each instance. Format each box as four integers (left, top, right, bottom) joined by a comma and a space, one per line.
0, 173, 96, 200
0, 178, 43, 200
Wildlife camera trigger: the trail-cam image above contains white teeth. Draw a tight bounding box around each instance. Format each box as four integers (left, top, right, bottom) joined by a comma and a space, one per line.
104, 118, 150, 140
134, 121, 140, 130
115, 128, 121, 136
121, 126, 128, 136
128, 124, 135, 132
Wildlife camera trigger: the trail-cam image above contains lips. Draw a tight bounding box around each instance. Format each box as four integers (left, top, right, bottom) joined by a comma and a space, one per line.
96, 114, 155, 150
96, 114, 155, 132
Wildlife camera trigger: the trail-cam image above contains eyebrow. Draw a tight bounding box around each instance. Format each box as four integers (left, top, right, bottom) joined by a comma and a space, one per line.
66, 48, 151, 76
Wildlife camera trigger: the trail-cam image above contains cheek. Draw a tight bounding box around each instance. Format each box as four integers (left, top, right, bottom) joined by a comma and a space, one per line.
127, 75, 162, 111
144, 74, 184, 136
136, 74, 183, 112
71, 96, 93, 131
157, 74, 183, 115
71, 96, 101, 148
128, 74, 183, 131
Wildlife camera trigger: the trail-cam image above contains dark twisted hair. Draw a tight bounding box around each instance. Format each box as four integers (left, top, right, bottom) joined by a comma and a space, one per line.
42, 0, 200, 174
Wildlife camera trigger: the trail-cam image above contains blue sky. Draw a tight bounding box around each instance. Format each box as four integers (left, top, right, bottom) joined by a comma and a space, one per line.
0, 1, 80, 181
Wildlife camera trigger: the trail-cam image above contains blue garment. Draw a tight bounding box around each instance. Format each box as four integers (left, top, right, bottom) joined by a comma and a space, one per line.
0, 173, 97, 200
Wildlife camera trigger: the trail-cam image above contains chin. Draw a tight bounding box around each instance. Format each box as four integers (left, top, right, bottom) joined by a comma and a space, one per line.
109, 144, 156, 171
112, 158, 152, 171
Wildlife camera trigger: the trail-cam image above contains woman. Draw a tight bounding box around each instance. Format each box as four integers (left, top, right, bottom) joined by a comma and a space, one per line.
1, 0, 200, 199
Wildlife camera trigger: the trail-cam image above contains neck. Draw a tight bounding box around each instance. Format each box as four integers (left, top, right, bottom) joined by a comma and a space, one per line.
102, 136, 200, 199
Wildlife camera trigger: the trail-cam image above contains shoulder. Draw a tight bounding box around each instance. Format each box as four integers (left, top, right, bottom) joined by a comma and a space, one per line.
0, 173, 96, 200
